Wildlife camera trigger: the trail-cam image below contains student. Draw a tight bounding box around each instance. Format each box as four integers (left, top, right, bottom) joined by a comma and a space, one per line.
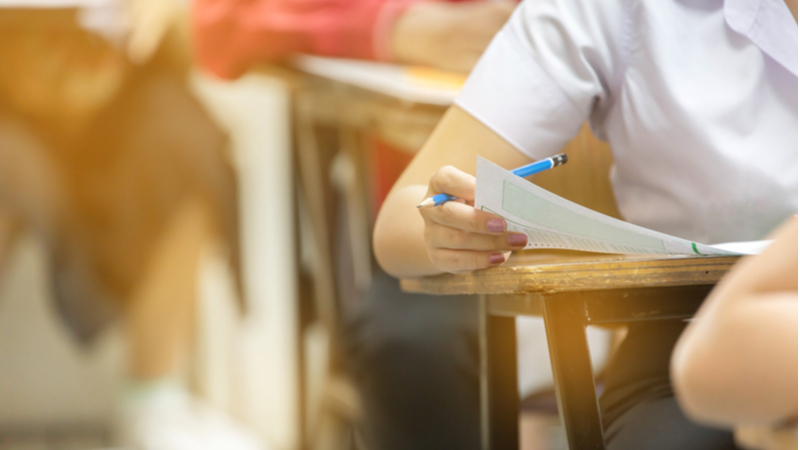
672, 217, 798, 450
374, 0, 797, 448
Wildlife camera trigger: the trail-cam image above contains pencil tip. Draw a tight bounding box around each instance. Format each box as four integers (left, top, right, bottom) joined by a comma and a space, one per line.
417, 198, 435, 208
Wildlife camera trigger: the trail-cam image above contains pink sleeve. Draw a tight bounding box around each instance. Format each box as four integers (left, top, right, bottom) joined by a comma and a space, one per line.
192, 0, 420, 79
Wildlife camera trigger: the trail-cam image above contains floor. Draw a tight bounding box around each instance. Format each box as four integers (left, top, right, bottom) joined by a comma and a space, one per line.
0, 237, 121, 450
520, 412, 567, 450
0, 425, 111, 450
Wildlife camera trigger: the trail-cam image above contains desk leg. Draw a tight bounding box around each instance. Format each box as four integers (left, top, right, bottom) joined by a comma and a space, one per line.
479, 295, 490, 450
542, 296, 605, 450
479, 295, 519, 450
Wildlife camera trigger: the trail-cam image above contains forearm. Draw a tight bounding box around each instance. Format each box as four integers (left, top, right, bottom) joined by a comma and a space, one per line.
193, 0, 409, 79
374, 184, 441, 278
672, 218, 799, 426
673, 294, 798, 426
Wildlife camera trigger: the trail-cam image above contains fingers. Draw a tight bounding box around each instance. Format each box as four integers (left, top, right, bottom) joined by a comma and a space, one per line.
427, 223, 528, 251
420, 200, 507, 234
428, 248, 510, 273
423, 165, 527, 274
428, 165, 477, 201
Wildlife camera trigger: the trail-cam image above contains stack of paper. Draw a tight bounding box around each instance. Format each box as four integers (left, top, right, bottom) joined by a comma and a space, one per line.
474, 157, 767, 256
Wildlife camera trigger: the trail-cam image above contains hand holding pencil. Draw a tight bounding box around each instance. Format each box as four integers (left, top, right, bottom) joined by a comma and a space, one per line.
416, 153, 568, 273
418, 153, 567, 208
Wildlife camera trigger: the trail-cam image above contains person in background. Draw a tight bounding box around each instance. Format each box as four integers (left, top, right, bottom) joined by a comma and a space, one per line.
672, 217, 798, 450
373, 0, 797, 448
0, 4, 263, 449
193, 0, 515, 77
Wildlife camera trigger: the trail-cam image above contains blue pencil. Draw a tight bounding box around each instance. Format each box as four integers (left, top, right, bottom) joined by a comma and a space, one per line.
416, 153, 568, 208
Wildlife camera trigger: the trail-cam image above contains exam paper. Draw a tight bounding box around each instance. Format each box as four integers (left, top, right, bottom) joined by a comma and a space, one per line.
474, 157, 766, 256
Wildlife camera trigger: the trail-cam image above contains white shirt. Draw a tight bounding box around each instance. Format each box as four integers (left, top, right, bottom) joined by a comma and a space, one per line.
456, 0, 798, 244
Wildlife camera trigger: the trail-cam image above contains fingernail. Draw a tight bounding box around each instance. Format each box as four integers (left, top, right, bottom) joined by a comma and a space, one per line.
489, 253, 505, 265
508, 233, 528, 247
487, 219, 506, 232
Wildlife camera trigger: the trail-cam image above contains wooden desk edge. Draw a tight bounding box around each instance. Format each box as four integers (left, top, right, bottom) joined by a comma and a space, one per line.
400, 255, 739, 296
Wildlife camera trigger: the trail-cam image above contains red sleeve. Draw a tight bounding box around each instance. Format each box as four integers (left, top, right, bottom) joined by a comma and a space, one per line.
192, 0, 420, 79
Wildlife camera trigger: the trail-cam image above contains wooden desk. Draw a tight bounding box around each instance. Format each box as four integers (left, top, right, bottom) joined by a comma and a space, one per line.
402, 250, 739, 450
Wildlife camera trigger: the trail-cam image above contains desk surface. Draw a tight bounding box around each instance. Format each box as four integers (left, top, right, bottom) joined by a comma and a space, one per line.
292, 55, 463, 106
401, 250, 739, 296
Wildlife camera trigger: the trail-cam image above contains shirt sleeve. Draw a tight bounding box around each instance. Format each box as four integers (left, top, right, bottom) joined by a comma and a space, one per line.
192, 0, 419, 79
454, 0, 628, 160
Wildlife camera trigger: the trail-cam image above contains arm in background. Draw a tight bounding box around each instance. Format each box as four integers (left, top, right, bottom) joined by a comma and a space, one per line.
672, 218, 798, 427
191, 0, 515, 79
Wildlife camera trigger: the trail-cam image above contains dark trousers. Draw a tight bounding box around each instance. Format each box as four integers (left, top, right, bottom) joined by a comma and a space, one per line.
601, 320, 739, 450
344, 272, 738, 450
343, 271, 481, 450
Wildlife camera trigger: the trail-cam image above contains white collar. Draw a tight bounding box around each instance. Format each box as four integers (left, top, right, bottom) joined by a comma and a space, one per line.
725, 0, 798, 76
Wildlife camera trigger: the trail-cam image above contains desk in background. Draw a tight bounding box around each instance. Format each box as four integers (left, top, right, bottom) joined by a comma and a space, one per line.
288, 56, 460, 449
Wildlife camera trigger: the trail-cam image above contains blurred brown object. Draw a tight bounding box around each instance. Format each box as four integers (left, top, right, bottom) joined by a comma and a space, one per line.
0, 9, 129, 137
0, 8, 239, 343
0, 211, 21, 276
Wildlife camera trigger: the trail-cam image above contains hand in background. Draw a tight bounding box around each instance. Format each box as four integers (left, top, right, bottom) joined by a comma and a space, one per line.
417, 165, 527, 273
390, 0, 516, 73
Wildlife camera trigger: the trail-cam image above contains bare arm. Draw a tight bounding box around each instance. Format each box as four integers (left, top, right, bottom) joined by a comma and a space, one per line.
193, 0, 514, 79
671, 217, 798, 427
373, 105, 532, 278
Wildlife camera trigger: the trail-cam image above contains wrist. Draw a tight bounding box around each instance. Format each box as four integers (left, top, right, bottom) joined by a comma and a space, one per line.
374, 184, 439, 278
